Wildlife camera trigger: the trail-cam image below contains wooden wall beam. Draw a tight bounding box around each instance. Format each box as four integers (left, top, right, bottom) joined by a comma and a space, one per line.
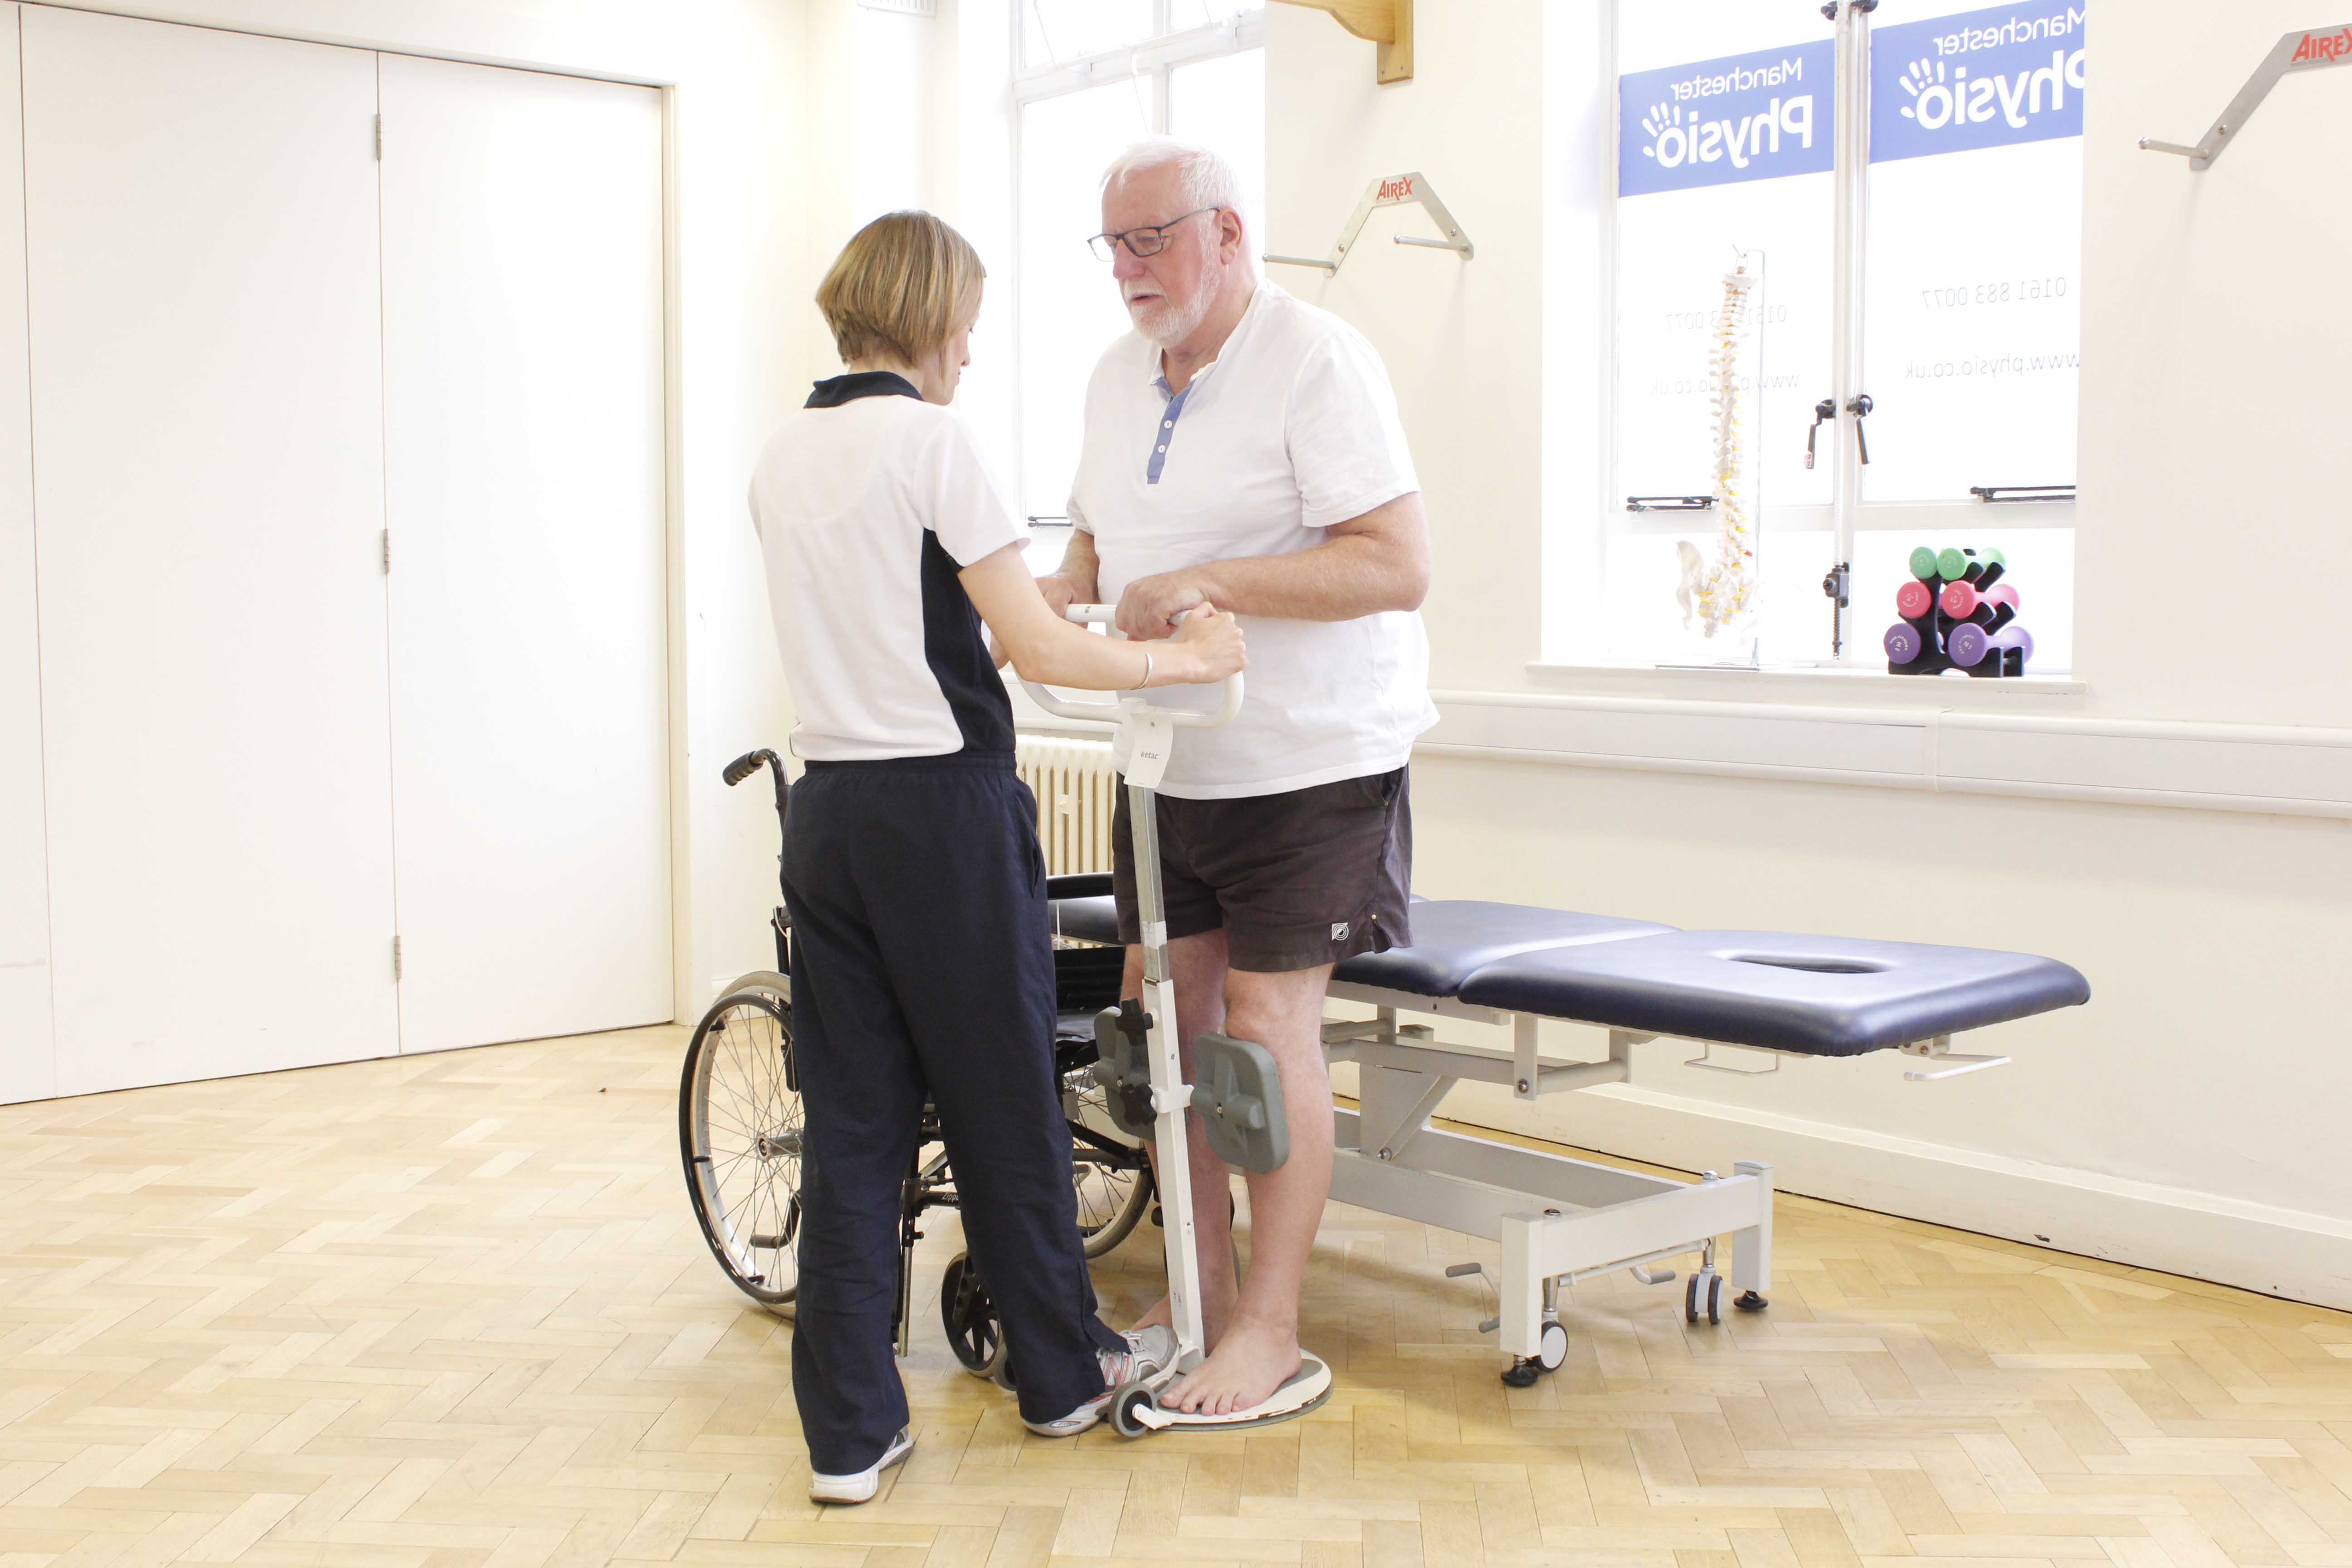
1269, 0, 1413, 84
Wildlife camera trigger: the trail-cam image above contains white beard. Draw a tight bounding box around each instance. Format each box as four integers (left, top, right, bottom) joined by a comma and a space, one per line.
1127, 267, 1220, 347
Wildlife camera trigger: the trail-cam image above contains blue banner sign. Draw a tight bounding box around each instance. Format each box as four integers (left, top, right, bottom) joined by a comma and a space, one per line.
1618, 39, 1836, 196
1871, 0, 2086, 162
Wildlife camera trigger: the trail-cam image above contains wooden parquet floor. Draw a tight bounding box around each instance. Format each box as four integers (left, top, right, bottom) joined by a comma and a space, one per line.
5, 1028, 2352, 1568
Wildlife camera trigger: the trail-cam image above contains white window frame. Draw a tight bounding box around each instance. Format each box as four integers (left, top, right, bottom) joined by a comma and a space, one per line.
1006, 1, 1264, 521
1601, 0, 2078, 668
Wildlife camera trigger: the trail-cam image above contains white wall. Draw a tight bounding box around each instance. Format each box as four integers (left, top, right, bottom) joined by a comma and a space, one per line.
34, 0, 817, 1019
1266, 1, 2352, 1305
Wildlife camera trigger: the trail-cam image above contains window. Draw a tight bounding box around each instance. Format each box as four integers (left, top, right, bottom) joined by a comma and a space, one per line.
1602, 0, 2082, 673
1011, 1, 1265, 572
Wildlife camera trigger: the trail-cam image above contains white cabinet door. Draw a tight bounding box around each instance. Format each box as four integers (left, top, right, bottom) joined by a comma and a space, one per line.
0, 4, 54, 1107
378, 55, 671, 1052
24, 8, 399, 1095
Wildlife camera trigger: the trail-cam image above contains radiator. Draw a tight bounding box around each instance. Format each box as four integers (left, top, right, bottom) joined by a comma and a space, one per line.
1017, 736, 1117, 876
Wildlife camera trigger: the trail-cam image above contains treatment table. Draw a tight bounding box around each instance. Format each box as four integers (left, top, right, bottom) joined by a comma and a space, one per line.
1048, 892, 2089, 1385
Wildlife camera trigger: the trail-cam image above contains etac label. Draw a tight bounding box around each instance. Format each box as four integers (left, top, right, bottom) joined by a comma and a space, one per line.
1871, 0, 2086, 162
1618, 39, 1835, 196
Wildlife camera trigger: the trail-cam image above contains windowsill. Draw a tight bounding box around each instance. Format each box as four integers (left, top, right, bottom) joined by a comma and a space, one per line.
1525, 662, 2087, 699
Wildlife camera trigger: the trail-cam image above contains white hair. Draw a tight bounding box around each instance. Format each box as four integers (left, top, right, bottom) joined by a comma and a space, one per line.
1100, 139, 1251, 243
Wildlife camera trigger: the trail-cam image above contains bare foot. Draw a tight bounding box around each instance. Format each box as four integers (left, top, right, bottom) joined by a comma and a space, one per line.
1129, 1289, 1237, 1349
1162, 1315, 1301, 1416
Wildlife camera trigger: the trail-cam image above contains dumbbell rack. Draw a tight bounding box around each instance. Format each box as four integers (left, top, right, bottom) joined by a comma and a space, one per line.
1883, 546, 2032, 678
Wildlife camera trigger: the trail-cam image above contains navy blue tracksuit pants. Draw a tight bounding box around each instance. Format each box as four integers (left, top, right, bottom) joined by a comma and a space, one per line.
780, 754, 1124, 1473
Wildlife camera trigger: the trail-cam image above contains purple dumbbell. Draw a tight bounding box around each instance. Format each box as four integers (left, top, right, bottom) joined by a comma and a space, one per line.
1884, 622, 1925, 665
1947, 622, 1990, 668
1989, 624, 2034, 666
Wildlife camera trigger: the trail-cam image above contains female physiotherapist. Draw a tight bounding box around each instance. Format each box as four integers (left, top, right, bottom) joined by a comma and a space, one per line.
749, 211, 1245, 1504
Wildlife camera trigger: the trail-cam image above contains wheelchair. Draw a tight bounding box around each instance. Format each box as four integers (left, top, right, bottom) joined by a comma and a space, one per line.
676, 748, 1152, 1382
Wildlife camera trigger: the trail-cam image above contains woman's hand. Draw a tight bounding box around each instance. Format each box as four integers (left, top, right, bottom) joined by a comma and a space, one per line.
1162, 603, 1245, 685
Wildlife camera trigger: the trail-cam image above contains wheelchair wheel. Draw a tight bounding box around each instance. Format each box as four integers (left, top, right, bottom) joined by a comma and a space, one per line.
680, 973, 803, 1317
941, 1252, 1007, 1378
1063, 1067, 1154, 1259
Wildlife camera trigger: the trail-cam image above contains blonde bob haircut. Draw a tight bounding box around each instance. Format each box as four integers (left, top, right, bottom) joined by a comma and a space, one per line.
815, 210, 986, 368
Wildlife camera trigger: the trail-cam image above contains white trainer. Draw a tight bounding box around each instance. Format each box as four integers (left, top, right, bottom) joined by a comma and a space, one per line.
808, 1426, 914, 1505
1023, 1325, 1178, 1438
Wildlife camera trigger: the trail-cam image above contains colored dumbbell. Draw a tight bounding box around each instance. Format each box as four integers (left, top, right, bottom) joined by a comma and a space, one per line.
1937, 547, 1975, 581
1941, 578, 2021, 620
1896, 579, 1935, 619
1908, 546, 1941, 582
1884, 622, 1926, 665
1946, 612, 2016, 666
1990, 623, 2033, 665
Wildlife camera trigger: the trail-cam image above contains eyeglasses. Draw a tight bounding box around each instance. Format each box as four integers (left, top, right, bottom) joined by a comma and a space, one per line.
1087, 208, 1220, 261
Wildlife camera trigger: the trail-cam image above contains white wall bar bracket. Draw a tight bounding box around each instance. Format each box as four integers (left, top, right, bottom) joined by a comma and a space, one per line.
2139, 22, 2352, 170
1264, 170, 1473, 274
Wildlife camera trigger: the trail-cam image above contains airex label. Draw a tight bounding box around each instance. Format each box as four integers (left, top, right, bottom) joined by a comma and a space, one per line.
1618, 39, 1835, 196
1871, 0, 2086, 162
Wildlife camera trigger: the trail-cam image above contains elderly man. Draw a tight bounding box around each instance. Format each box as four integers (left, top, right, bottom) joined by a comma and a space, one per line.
1038, 139, 1434, 1416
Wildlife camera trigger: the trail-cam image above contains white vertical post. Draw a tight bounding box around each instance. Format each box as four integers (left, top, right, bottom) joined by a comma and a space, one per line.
1499, 1212, 1551, 1361
1828, 0, 1873, 663
1130, 778, 1207, 1368
1730, 1158, 1775, 1297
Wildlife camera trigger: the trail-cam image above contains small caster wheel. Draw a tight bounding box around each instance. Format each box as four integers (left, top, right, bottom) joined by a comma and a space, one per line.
1109, 1381, 1157, 1437
940, 1253, 1005, 1378
1734, 1289, 1769, 1312
1684, 1271, 1722, 1325
1707, 1274, 1723, 1324
1537, 1321, 1568, 1372
1501, 1355, 1542, 1389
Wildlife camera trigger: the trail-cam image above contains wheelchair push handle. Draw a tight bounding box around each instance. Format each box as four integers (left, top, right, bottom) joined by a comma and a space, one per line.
1019, 604, 1244, 729
721, 748, 790, 837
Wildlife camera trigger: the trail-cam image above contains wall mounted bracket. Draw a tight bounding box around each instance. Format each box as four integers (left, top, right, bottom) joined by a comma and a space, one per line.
1264, 170, 1472, 275
2140, 21, 2352, 169
1268, 0, 1412, 83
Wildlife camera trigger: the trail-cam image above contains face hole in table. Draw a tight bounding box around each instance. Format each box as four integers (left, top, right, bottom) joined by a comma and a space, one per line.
1728, 955, 1888, 975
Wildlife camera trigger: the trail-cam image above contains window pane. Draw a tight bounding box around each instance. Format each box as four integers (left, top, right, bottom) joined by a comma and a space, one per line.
1612, 2, 1834, 662
1862, 0, 2085, 501
1021, 0, 1155, 67
1853, 526, 2073, 674
1169, 48, 1265, 239
1168, 0, 1264, 25
1018, 82, 1152, 520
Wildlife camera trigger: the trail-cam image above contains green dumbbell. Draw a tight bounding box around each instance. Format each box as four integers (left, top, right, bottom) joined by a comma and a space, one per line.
1937, 547, 1978, 581
1908, 546, 1940, 582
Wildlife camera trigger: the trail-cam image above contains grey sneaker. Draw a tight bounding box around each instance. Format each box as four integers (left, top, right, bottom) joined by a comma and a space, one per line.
1022, 1325, 1178, 1437
808, 1426, 914, 1504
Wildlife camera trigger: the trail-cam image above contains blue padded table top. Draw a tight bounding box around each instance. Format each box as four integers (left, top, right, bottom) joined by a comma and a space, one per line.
1458, 930, 2090, 1057
1332, 901, 1675, 998
1049, 894, 1120, 947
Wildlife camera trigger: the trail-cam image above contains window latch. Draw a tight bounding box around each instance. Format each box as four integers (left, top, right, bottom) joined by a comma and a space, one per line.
1820, 0, 1878, 19
1822, 562, 1851, 658
1845, 393, 1874, 464
1803, 398, 1834, 469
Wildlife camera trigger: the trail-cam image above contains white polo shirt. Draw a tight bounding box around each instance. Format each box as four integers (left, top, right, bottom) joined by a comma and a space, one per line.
1069, 281, 1434, 799
750, 372, 1026, 762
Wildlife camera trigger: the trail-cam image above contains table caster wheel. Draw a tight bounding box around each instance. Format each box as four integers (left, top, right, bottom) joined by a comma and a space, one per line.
1735, 1289, 1769, 1312
1684, 1271, 1722, 1325
941, 1253, 1005, 1379
1109, 1382, 1157, 1437
1537, 1321, 1568, 1372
